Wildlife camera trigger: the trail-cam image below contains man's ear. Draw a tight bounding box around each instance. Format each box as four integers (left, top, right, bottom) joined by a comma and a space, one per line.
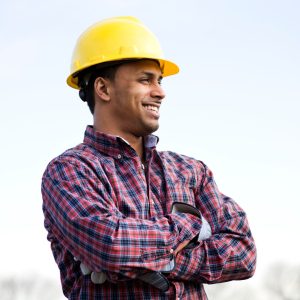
94, 77, 111, 102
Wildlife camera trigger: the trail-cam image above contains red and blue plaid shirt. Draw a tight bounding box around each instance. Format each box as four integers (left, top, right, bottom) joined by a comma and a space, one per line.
41, 126, 256, 299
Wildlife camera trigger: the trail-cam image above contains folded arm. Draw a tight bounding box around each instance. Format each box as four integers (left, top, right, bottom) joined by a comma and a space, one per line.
41, 158, 201, 277
168, 164, 257, 283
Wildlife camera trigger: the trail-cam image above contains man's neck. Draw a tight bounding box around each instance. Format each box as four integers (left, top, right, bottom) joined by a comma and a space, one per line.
126, 136, 144, 161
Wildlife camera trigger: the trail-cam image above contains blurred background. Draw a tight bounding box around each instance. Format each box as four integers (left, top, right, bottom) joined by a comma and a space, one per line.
1, 0, 300, 299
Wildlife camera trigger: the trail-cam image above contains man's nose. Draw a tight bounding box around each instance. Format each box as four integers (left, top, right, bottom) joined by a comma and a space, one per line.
150, 83, 166, 100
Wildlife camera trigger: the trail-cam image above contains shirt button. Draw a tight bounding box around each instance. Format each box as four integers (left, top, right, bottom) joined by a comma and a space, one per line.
170, 249, 174, 254
117, 154, 122, 159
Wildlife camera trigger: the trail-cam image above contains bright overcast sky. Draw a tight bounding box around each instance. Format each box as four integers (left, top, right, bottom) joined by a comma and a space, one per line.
1, 0, 299, 294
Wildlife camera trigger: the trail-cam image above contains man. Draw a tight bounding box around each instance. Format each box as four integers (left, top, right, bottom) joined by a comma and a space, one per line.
41, 16, 256, 299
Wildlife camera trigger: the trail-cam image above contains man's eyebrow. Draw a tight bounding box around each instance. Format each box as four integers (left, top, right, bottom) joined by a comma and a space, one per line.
139, 71, 163, 80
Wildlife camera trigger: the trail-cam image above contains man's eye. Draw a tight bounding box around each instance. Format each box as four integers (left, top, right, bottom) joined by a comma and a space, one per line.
140, 78, 150, 84
139, 78, 162, 85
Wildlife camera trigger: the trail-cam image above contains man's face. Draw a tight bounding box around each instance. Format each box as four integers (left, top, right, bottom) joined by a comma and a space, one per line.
106, 59, 165, 138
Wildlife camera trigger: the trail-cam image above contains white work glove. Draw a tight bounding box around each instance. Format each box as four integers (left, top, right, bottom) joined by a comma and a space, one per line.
199, 213, 212, 240
74, 257, 107, 284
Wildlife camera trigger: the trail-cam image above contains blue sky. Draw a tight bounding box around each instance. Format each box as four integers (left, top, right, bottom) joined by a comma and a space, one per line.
1, 0, 299, 292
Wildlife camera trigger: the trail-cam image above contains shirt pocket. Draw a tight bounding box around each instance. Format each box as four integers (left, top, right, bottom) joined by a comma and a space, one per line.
167, 180, 197, 207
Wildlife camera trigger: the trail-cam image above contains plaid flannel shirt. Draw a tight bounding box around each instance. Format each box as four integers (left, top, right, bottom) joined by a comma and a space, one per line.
41, 126, 256, 299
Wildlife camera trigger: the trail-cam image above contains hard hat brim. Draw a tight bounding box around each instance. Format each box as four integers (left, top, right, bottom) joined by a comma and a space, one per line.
66, 57, 179, 90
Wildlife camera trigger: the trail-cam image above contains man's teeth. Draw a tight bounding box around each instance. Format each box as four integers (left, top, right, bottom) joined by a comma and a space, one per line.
144, 105, 158, 112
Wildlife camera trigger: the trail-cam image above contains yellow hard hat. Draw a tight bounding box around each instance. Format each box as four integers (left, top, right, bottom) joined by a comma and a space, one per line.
66, 16, 179, 89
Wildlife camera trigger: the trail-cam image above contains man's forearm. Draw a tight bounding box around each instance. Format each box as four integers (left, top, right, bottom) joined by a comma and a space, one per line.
166, 214, 256, 283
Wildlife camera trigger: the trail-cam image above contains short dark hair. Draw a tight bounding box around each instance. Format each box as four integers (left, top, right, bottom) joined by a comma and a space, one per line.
78, 65, 118, 114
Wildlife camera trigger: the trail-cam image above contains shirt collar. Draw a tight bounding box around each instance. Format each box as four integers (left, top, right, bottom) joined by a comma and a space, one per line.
83, 125, 159, 158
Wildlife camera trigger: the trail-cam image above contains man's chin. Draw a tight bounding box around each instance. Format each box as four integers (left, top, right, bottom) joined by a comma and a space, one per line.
135, 123, 159, 137
145, 123, 159, 135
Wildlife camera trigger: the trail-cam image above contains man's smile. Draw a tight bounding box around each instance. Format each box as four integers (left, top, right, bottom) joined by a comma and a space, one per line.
143, 104, 160, 118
